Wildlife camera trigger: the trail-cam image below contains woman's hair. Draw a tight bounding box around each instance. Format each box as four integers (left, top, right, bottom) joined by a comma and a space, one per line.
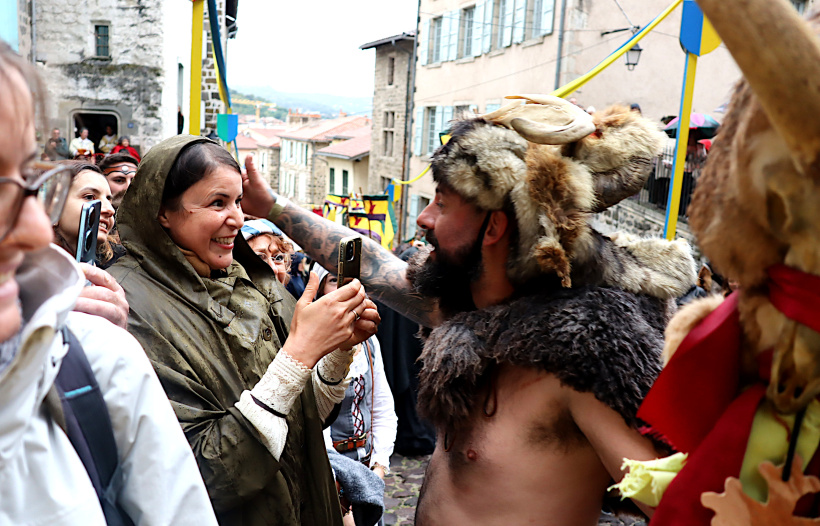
53, 162, 113, 264
117, 135, 129, 146
161, 141, 242, 210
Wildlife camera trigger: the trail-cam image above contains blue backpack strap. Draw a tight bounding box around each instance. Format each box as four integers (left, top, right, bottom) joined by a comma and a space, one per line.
54, 327, 134, 526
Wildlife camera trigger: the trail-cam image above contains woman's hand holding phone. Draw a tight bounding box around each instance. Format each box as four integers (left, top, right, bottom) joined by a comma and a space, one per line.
284, 273, 376, 368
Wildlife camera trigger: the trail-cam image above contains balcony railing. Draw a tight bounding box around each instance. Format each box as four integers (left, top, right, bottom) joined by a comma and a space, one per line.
630, 141, 708, 221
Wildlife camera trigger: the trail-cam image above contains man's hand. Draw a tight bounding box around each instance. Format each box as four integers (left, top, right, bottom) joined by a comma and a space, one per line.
74, 263, 129, 329
240, 154, 276, 218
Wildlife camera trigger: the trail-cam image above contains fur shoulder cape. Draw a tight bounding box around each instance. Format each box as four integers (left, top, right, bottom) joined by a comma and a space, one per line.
417, 285, 667, 430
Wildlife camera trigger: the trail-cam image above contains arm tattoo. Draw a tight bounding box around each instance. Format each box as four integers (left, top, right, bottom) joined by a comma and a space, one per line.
274, 203, 441, 327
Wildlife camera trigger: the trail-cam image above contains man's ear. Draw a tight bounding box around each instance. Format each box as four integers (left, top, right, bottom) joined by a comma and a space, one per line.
157, 206, 172, 229
483, 210, 509, 246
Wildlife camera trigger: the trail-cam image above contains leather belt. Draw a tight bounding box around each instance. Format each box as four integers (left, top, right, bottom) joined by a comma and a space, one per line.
333, 434, 367, 453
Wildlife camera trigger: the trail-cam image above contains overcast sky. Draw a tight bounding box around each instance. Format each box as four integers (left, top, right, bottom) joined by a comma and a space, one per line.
227, 0, 418, 98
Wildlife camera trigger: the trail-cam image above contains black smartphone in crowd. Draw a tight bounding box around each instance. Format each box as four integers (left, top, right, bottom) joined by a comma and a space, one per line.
337, 235, 362, 288
75, 200, 101, 265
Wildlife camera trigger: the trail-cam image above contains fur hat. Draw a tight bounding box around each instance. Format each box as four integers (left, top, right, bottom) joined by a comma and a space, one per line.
430, 95, 666, 286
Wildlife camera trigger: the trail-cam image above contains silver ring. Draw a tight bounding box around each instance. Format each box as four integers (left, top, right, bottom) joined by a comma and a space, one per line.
354, 312, 361, 321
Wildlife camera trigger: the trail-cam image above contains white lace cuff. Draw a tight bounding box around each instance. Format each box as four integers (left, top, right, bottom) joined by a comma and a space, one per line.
313, 347, 355, 421
235, 350, 311, 459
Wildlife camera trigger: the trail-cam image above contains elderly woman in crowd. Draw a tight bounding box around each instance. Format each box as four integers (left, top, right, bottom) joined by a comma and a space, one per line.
241, 218, 293, 285
108, 135, 380, 525
0, 40, 216, 526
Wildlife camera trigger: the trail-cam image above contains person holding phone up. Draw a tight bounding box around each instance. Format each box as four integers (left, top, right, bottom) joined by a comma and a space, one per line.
108, 136, 381, 526
52, 161, 129, 328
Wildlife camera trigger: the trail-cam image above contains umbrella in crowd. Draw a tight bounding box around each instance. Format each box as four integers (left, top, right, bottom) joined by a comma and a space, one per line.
663, 112, 720, 139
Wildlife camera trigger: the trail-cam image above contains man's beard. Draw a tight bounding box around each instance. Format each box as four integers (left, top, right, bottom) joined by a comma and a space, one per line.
410, 228, 485, 315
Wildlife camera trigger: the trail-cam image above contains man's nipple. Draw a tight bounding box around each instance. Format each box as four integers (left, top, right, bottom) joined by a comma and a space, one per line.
466, 449, 478, 461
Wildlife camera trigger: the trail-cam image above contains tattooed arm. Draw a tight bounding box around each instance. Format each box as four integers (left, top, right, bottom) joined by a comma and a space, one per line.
240, 156, 441, 327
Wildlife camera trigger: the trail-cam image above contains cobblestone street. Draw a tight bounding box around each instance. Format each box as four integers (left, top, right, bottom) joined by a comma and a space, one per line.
383, 453, 647, 526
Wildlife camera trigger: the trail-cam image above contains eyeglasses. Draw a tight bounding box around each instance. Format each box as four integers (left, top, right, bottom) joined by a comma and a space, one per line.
0, 162, 73, 243
106, 168, 137, 177
256, 252, 289, 265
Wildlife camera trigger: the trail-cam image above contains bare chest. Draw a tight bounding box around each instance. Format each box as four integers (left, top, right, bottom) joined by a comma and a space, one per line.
415, 366, 610, 525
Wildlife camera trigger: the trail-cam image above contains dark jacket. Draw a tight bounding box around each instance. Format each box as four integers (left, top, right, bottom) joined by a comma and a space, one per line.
108, 136, 342, 526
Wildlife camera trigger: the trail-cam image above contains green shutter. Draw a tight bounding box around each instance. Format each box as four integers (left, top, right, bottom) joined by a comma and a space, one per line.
413, 107, 423, 156
541, 0, 555, 35
472, 2, 485, 57
419, 19, 430, 66
482, 0, 494, 53
513, 0, 526, 43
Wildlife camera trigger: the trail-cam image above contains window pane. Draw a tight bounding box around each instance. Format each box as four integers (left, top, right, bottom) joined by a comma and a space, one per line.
342, 170, 349, 195
461, 7, 474, 57
387, 57, 395, 85
95, 25, 110, 57
329, 167, 336, 193
426, 107, 437, 154
431, 18, 443, 63
791, 0, 806, 13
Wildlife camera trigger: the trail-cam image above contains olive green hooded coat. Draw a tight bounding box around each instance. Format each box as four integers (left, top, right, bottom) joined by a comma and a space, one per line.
108, 136, 343, 526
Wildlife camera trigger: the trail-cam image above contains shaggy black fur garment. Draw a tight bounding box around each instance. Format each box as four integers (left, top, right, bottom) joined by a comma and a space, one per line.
417, 284, 668, 431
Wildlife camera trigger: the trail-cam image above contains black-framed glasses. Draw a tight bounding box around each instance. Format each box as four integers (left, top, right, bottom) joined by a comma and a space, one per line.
0, 162, 73, 243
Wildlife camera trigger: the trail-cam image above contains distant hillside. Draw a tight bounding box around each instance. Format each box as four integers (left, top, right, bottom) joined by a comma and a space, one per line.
232, 86, 372, 118
231, 91, 289, 120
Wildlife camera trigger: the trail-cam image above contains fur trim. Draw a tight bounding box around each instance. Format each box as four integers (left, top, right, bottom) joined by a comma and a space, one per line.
602, 232, 698, 299
430, 110, 677, 287
569, 230, 697, 301
662, 295, 725, 365
417, 285, 667, 430
432, 120, 528, 211
571, 105, 666, 173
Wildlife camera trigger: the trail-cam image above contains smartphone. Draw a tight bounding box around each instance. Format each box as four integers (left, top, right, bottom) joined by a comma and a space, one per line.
337, 236, 362, 288
75, 200, 101, 264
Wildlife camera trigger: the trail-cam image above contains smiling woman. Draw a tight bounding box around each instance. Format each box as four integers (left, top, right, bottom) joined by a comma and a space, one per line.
108, 136, 380, 525
53, 162, 117, 267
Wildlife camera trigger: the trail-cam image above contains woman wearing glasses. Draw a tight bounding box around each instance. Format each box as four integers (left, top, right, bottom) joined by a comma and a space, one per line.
241, 218, 294, 285
0, 41, 217, 526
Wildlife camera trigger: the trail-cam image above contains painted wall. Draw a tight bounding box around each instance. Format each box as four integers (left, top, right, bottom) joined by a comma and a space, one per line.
404, 0, 755, 237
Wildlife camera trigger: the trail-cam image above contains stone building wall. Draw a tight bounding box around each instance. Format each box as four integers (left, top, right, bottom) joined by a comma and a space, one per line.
308, 143, 331, 206
368, 38, 413, 193
16, 0, 32, 61
201, 0, 226, 134
258, 145, 280, 188
32, 0, 165, 152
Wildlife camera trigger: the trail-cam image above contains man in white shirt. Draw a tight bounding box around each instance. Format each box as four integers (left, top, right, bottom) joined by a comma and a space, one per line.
69, 127, 95, 158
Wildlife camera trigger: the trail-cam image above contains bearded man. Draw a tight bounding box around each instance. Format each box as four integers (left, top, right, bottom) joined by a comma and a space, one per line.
240, 96, 696, 524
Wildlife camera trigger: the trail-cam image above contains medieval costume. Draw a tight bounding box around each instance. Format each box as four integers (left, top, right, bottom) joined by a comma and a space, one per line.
407, 98, 697, 514
108, 136, 344, 526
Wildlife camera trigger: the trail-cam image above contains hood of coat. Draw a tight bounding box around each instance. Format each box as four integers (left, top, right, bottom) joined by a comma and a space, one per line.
115, 135, 279, 309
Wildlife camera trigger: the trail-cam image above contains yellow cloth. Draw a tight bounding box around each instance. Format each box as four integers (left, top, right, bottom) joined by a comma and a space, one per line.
739, 398, 820, 502
609, 452, 688, 507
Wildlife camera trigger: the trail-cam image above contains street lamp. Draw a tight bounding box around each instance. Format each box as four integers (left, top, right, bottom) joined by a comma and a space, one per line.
625, 42, 643, 71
